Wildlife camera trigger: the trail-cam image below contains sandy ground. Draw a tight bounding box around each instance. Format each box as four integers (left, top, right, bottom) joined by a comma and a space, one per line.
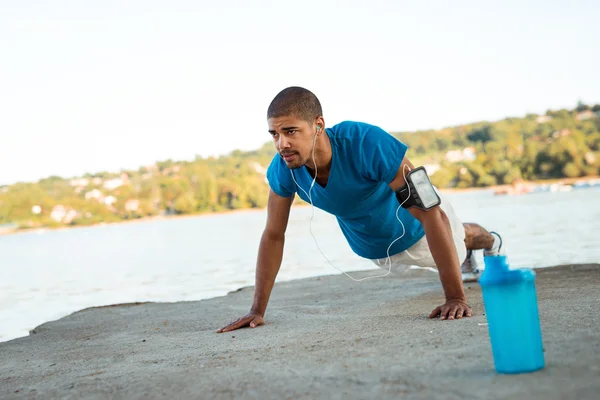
1, 264, 599, 400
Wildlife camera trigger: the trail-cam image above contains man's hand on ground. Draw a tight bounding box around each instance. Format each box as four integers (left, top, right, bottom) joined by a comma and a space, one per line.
429, 299, 472, 320
216, 313, 264, 333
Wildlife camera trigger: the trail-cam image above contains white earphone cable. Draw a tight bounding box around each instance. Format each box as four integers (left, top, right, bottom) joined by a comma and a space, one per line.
290, 129, 412, 282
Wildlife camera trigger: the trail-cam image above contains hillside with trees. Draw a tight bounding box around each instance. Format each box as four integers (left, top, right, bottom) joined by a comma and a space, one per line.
401, 102, 600, 189
1, 103, 599, 232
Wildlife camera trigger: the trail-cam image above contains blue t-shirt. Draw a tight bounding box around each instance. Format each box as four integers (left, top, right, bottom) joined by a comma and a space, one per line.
266, 120, 425, 259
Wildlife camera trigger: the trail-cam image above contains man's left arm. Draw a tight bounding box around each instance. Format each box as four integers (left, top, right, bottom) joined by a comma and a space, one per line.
388, 157, 472, 321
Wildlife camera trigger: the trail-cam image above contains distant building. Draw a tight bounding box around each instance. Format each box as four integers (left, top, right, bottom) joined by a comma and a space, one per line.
50, 205, 66, 222
50, 206, 77, 223
103, 178, 124, 191
64, 210, 77, 223
445, 147, 476, 163
249, 161, 268, 183
576, 110, 596, 121
423, 164, 441, 176
104, 196, 117, 206
142, 163, 158, 172
536, 115, 552, 124
85, 189, 103, 200
250, 162, 266, 175
125, 199, 140, 212
69, 178, 89, 187
584, 152, 596, 165
552, 129, 571, 138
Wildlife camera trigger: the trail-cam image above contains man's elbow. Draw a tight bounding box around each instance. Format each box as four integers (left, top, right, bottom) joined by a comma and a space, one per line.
263, 229, 285, 243
409, 205, 447, 228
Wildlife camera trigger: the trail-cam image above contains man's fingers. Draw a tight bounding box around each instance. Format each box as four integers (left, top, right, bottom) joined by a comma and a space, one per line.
216, 316, 252, 333
217, 314, 265, 333
429, 306, 442, 319
250, 316, 264, 328
431, 301, 473, 321
455, 307, 464, 319
446, 306, 460, 320
450, 305, 473, 320
458, 306, 471, 319
220, 319, 242, 333
439, 306, 451, 320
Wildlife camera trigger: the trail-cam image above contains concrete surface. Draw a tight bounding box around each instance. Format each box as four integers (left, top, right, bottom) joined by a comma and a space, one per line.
1, 264, 599, 399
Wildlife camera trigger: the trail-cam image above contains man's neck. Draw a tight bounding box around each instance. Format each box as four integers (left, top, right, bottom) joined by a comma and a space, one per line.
305, 131, 332, 178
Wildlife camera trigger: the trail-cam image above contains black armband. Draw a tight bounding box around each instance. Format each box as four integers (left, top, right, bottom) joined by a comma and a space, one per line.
394, 166, 441, 211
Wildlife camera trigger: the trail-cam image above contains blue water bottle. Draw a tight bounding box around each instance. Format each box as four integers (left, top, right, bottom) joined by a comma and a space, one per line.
478, 255, 545, 374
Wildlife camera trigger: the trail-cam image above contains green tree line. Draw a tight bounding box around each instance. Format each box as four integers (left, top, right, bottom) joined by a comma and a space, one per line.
1, 103, 598, 231
394, 103, 600, 188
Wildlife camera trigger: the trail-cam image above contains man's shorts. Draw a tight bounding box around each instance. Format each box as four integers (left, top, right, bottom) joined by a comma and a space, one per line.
370, 192, 467, 273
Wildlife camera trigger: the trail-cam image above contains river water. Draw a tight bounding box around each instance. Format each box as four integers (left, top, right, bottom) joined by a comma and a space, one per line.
1, 187, 599, 342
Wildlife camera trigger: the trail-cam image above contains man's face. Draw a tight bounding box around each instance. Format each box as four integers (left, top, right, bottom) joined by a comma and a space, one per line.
268, 115, 318, 169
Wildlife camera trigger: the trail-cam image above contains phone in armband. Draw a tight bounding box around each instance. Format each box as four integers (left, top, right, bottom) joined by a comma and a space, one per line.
394, 166, 441, 211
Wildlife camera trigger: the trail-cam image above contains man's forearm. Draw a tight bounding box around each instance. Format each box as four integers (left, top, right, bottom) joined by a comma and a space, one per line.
251, 232, 285, 316
419, 208, 466, 301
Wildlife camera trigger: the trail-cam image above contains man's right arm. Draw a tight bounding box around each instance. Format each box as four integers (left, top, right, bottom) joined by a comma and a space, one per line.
217, 189, 294, 333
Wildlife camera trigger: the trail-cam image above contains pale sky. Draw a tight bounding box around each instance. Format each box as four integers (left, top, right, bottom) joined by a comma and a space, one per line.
1, 0, 598, 185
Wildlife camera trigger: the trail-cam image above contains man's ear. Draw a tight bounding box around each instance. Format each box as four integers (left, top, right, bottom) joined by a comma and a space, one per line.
315, 117, 325, 135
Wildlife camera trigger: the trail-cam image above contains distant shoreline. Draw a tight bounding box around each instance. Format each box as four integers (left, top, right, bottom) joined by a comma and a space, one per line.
0, 207, 269, 237
437, 175, 600, 194
2, 175, 598, 237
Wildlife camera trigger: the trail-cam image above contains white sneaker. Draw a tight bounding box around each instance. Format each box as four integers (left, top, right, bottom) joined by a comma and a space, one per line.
461, 250, 480, 282
483, 231, 504, 257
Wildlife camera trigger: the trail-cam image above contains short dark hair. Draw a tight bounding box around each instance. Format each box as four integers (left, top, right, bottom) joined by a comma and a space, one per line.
267, 86, 323, 123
